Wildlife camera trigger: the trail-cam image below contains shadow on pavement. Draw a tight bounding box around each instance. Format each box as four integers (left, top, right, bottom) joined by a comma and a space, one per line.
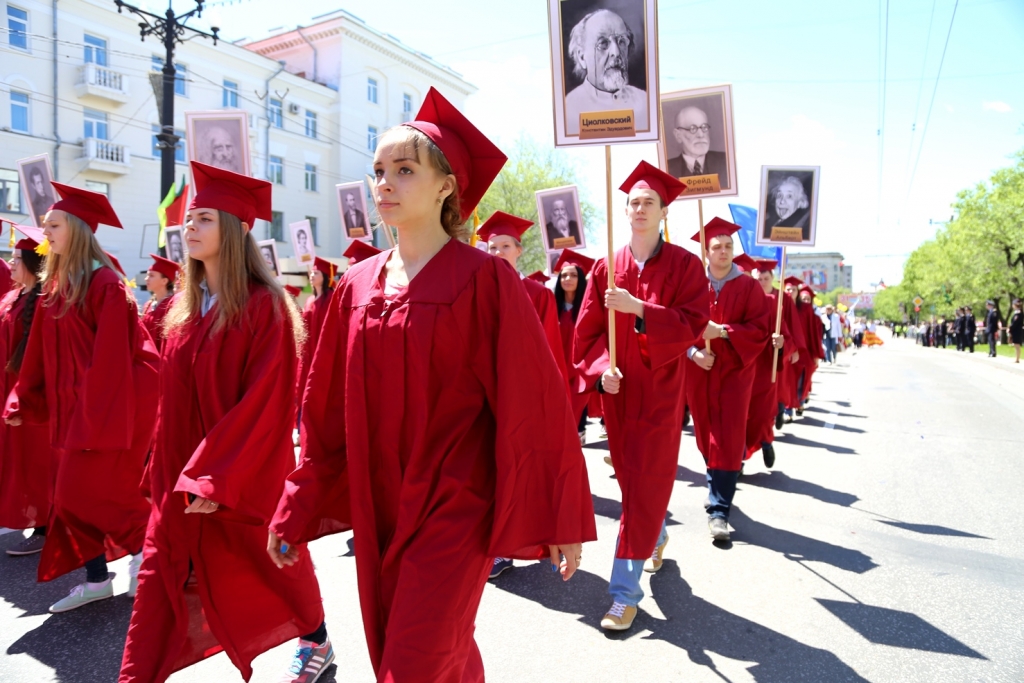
774, 432, 858, 455
876, 520, 992, 540
492, 561, 869, 682
798, 417, 866, 434
803, 406, 866, 419
729, 508, 878, 574
816, 599, 986, 659
741, 471, 860, 508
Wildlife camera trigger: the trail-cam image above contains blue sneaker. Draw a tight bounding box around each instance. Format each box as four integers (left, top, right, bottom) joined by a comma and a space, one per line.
279, 636, 335, 683
489, 557, 513, 579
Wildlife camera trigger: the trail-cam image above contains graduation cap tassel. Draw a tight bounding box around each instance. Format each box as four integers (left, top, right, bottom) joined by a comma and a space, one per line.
470, 208, 481, 247
7, 221, 15, 248
35, 239, 50, 257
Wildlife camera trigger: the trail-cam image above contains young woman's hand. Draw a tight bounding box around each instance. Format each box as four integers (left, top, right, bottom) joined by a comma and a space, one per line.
267, 531, 301, 568
548, 543, 583, 582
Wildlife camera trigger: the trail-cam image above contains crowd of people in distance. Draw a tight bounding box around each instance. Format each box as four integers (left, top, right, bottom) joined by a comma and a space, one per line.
909, 298, 1023, 363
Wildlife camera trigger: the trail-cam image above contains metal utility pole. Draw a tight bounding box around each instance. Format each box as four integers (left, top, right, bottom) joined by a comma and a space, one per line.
114, 0, 219, 199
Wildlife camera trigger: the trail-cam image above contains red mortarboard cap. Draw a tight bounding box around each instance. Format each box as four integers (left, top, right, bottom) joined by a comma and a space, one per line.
13, 223, 44, 251
619, 160, 687, 205
403, 87, 507, 222
50, 182, 123, 232
783, 275, 804, 287
553, 249, 596, 274
799, 285, 815, 296
189, 161, 272, 229
343, 240, 382, 264
313, 257, 336, 280
476, 211, 533, 243
148, 253, 180, 280
732, 253, 757, 273
284, 285, 302, 298
753, 258, 778, 273
690, 217, 741, 249
526, 270, 550, 284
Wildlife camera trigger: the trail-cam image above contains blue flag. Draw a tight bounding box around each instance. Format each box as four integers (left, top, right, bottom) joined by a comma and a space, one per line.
729, 204, 782, 262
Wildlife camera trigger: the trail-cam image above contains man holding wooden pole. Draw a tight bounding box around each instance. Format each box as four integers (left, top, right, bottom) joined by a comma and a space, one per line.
574, 161, 709, 631
685, 217, 771, 542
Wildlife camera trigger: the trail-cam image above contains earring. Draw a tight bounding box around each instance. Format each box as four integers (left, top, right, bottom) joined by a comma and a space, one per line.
437, 196, 443, 205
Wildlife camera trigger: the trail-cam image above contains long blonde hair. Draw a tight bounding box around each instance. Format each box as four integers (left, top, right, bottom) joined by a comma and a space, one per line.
42, 211, 122, 317
164, 210, 305, 347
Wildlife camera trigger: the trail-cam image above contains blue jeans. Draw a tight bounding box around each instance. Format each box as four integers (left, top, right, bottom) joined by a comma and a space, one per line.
608, 520, 668, 607
823, 335, 837, 363
706, 469, 741, 521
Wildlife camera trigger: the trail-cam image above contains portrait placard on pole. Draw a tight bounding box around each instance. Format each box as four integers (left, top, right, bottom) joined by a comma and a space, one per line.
656, 84, 738, 200
755, 166, 821, 248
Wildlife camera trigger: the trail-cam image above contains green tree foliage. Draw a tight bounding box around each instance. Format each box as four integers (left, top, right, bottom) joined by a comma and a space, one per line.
474, 136, 599, 275
893, 148, 1024, 322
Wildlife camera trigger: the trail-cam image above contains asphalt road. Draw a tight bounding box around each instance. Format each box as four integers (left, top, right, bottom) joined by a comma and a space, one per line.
2, 332, 1022, 682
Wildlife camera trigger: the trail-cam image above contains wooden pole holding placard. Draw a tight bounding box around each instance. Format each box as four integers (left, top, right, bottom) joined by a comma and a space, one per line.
698, 199, 711, 354
771, 247, 788, 383
605, 145, 617, 370
365, 174, 396, 248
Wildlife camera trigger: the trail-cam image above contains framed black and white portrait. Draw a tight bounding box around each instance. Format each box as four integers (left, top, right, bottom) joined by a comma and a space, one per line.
289, 219, 316, 267
657, 84, 738, 200
756, 166, 820, 247
547, 0, 660, 147
257, 238, 280, 277
335, 181, 371, 242
536, 185, 586, 252
165, 226, 186, 264
16, 154, 55, 227
185, 111, 251, 176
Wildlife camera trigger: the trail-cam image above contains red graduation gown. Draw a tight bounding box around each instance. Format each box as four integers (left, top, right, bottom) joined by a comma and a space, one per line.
790, 301, 824, 405
140, 295, 173, 353
776, 292, 805, 410
574, 242, 710, 559
0, 288, 51, 529
745, 287, 794, 456
297, 291, 330, 402
4, 267, 158, 581
271, 240, 595, 683
686, 274, 771, 472
558, 306, 591, 422
522, 276, 569, 390
121, 286, 323, 683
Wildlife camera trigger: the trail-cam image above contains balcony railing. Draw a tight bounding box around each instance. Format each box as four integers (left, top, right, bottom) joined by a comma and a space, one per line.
80, 138, 131, 174
74, 63, 130, 104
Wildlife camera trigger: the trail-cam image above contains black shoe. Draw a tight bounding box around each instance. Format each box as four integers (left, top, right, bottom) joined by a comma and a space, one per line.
762, 442, 775, 468
775, 410, 784, 430
796, 408, 803, 417
682, 406, 691, 428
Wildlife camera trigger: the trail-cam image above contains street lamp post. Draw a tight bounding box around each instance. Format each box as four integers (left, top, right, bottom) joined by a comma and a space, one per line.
114, 0, 219, 200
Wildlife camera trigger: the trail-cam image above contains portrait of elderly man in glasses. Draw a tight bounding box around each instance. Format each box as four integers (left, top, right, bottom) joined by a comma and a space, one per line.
666, 106, 729, 188
763, 175, 812, 240
564, 8, 649, 135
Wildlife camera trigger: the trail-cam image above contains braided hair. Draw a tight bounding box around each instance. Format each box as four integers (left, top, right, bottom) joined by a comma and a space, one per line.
7, 249, 45, 374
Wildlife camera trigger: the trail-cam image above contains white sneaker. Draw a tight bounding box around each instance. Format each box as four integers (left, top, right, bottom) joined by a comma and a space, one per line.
128, 553, 143, 598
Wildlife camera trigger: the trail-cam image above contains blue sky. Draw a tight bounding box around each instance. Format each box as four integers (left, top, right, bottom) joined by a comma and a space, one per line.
197, 0, 1024, 290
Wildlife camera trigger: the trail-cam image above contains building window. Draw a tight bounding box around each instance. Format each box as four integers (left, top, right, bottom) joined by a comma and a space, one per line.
268, 99, 283, 128
151, 57, 187, 97
222, 80, 238, 108
83, 34, 107, 66
270, 211, 284, 242
7, 5, 28, 50
151, 124, 185, 163
367, 77, 378, 104
367, 126, 378, 152
305, 110, 317, 138
269, 155, 284, 184
403, 93, 413, 115
0, 169, 22, 213
304, 164, 317, 192
84, 108, 108, 140
10, 91, 29, 133
306, 216, 318, 246
84, 180, 109, 196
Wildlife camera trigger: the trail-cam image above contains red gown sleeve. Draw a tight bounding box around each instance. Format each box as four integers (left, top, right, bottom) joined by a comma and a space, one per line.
721, 281, 772, 369
174, 293, 297, 519
783, 294, 805, 362
272, 286, 352, 544
474, 260, 596, 558
4, 292, 48, 426
640, 254, 710, 370
572, 259, 610, 392
64, 278, 140, 450
534, 284, 569, 390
